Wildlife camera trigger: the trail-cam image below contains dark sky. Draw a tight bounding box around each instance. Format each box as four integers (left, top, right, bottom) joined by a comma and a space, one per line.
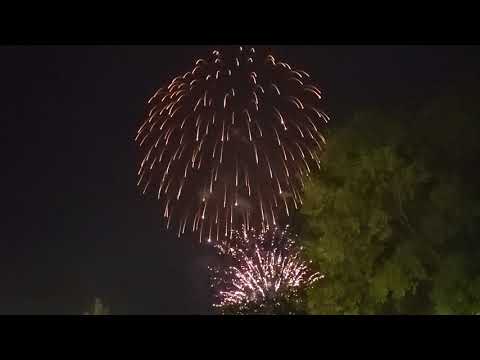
1, 45, 479, 314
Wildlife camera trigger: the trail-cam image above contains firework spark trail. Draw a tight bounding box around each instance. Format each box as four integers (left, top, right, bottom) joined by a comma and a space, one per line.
136, 46, 328, 243
209, 226, 324, 312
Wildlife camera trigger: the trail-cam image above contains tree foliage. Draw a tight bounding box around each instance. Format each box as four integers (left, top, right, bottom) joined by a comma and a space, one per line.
83, 297, 110, 315
299, 95, 480, 314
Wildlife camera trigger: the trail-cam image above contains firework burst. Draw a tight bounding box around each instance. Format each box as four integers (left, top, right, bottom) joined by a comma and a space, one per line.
210, 226, 323, 314
136, 46, 329, 243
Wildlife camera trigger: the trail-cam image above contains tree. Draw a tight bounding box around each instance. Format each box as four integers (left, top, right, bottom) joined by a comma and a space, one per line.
430, 254, 480, 315
299, 96, 480, 314
220, 297, 308, 315
83, 297, 110, 315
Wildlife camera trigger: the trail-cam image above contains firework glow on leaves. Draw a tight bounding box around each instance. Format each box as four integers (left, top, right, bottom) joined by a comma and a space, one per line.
135, 46, 329, 244
209, 226, 324, 313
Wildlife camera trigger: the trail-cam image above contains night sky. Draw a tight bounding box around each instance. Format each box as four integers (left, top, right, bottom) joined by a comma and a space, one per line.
1, 45, 480, 314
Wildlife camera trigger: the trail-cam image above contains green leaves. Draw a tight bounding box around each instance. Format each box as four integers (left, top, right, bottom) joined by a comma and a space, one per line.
299, 98, 480, 314
430, 253, 480, 315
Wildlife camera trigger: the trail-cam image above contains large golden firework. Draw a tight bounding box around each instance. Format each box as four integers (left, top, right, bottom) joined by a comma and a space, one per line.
136, 46, 328, 243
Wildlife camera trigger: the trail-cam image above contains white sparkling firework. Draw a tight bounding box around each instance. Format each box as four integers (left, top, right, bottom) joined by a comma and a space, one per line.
209, 225, 324, 313
136, 46, 329, 244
